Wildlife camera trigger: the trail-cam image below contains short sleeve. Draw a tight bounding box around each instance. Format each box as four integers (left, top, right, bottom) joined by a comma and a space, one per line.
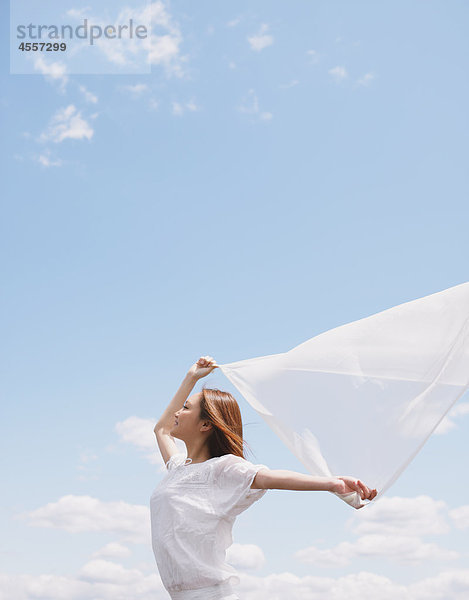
212, 454, 270, 518
165, 452, 186, 471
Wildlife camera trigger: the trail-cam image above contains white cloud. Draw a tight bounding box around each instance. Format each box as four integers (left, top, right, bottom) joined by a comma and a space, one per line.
115, 415, 185, 466
185, 100, 198, 112
295, 533, 459, 567
171, 100, 199, 116
148, 98, 159, 111
279, 79, 299, 89
17, 494, 149, 544
91, 542, 131, 559
435, 401, 469, 434
237, 89, 273, 122
329, 66, 348, 82
348, 495, 450, 537
409, 569, 469, 600
66, 2, 188, 78
79, 85, 98, 103
294, 495, 460, 568
307, 49, 320, 64
79, 559, 143, 584
66, 8, 90, 20
226, 543, 266, 570
227, 16, 242, 27
115, 416, 156, 451
2, 565, 469, 600
449, 504, 469, 529
35, 152, 62, 168
39, 105, 94, 143
357, 72, 374, 87
33, 55, 68, 90
121, 1, 187, 77
228, 61, 236, 70
0, 566, 163, 600
76, 448, 99, 481
247, 24, 274, 51
122, 83, 149, 96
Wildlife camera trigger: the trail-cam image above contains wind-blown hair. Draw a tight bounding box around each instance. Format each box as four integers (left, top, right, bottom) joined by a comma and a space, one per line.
199, 385, 253, 460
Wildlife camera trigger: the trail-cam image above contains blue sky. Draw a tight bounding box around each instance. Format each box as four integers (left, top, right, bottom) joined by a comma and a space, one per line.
1, 1, 469, 598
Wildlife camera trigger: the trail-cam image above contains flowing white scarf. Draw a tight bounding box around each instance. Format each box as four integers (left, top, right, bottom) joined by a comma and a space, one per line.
219, 282, 469, 509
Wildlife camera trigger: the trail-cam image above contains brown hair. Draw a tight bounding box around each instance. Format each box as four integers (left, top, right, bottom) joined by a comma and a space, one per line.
199, 385, 253, 460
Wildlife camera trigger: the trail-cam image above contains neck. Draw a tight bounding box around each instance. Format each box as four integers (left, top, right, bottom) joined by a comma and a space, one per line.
185, 440, 212, 463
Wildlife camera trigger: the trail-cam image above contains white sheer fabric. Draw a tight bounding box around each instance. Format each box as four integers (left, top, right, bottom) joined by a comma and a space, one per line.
219, 282, 469, 509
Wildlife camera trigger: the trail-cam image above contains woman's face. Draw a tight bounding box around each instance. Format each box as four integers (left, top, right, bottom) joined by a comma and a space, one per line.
171, 392, 205, 439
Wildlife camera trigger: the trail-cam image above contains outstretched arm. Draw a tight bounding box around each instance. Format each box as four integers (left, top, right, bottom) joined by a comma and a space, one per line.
252, 469, 377, 501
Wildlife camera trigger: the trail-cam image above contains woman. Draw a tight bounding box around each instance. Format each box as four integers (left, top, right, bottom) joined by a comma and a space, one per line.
150, 356, 377, 600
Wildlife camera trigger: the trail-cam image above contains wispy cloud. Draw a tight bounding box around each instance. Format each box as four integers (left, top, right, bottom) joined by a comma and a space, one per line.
247, 23, 274, 52
66, 2, 188, 78
357, 72, 375, 87
306, 49, 320, 64
434, 402, 469, 434
227, 16, 242, 28
39, 105, 94, 143
279, 79, 299, 89
79, 85, 98, 103
237, 89, 273, 122
329, 65, 348, 83
148, 98, 159, 111
66, 7, 90, 20
35, 151, 63, 168
33, 55, 68, 90
172, 99, 199, 116
121, 83, 149, 97
76, 448, 99, 482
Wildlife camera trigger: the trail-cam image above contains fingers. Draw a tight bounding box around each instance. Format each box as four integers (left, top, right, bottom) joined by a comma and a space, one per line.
356, 479, 378, 501
197, 355, 218, 367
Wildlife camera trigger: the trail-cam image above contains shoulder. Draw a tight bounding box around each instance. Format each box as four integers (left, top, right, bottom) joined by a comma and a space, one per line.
165, 452, 187, 470
212, 453, 268, 479
213, 453, 250, 468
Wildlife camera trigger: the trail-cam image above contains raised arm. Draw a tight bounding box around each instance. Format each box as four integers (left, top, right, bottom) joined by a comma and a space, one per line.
154, 355, 218, 465
154, 355, 218, 432
251, 469, 377, 501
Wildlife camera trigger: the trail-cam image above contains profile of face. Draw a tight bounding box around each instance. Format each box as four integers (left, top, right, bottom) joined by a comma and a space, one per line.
170, 392, 213, 441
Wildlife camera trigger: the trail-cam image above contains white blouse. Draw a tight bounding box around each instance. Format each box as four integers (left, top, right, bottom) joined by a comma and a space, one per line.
150, 452, 269, 599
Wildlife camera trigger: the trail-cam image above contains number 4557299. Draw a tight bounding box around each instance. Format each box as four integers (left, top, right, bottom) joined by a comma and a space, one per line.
18, 42, 67, 51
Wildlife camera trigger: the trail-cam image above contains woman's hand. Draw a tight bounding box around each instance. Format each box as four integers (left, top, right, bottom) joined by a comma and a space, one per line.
188, 355, 219, 380
332, 476, 377, 501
